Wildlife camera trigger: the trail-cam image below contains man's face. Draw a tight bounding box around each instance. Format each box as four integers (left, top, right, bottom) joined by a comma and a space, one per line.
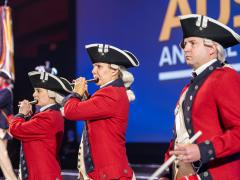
182, 37, 212, 70
91, 62, 118, 86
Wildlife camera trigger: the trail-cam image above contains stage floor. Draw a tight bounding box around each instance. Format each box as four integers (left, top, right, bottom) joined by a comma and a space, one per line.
61, 164, 160, 180
0, 164, 160, 180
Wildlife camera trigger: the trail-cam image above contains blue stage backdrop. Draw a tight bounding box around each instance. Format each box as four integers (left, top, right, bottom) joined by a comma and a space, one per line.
75, 0, 240, 142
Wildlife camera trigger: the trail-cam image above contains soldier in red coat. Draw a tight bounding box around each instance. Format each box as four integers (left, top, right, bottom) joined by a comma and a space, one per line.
63, 44, 139, 180
160, 14, 240, 180
9, 71, 72, 180
0, 69, 17, 180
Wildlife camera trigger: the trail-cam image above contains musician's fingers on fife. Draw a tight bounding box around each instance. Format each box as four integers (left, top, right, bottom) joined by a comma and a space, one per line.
18, 99, 30, 107
73, 78, 81, 88
73, 77, 86, 85
81, 77, 87, 85
18, 100, 33, 115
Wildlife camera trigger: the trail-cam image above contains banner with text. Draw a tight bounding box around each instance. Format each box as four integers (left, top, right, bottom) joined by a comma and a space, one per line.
76, 0, 240, 142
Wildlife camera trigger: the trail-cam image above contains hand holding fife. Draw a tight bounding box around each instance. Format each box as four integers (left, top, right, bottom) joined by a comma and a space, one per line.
169, 143, 201, 163
18, 100, 33, 117
73, 77, 88, 96
148, 131, 202, 180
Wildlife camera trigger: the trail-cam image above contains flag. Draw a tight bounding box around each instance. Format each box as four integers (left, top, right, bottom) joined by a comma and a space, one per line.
0, 6, 14, 81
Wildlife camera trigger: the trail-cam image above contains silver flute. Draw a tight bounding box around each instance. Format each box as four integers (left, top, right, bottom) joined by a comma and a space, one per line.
18, 100, 38, 107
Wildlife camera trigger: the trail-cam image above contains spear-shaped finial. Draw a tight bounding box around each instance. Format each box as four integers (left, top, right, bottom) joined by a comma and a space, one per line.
45, 60, 50, 69
4, 0, 8, 7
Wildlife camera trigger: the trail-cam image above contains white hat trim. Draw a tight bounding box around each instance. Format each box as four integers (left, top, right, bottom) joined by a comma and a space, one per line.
28, 71, 72, 93
179, 14, 240, 42
202, 16, 208, 28
0, 69, 12, 79
123, 50, 140, 67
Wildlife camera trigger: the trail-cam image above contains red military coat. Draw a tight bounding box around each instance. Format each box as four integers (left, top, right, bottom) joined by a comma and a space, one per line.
165, 66, 240, 180
9, 104, 64, 180
64, 79, 133, 180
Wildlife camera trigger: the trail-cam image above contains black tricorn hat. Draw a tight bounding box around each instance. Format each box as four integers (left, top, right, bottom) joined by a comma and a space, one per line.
28, 71, 72, 96
85, 43, 140, 68
179, 14, 240, 48
0, 69, 13, 83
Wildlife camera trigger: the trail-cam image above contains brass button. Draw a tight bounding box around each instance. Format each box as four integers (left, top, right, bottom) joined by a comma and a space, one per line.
205, 140, 210, 145
203, 171, 209, 177
101, 174, 106, 179
208, 150, 213, 154
190, 95, 193, 101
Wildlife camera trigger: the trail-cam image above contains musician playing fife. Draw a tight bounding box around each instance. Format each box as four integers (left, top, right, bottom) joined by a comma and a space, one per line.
0, 69, 17, 180
160, 14, 240, 180
9, 71, 72, 180
62, 44, 139, 180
